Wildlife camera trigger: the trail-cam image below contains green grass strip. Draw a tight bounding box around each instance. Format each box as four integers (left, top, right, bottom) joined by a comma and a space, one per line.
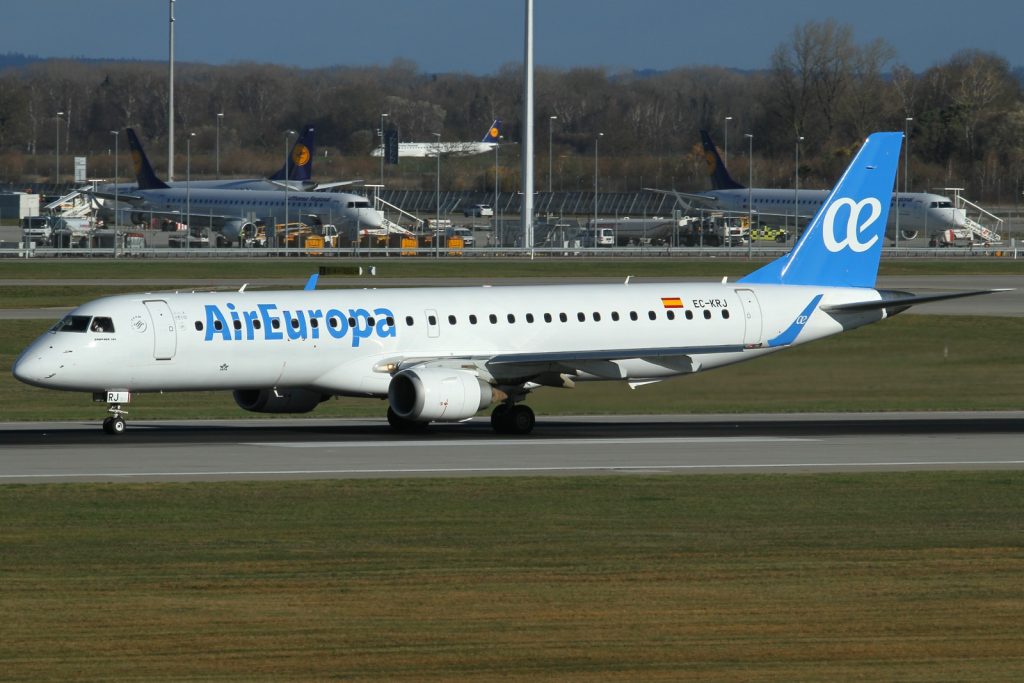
1, 473, 1022, 679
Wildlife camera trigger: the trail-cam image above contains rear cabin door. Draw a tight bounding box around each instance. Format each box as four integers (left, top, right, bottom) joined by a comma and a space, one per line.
735, 289, 763, 347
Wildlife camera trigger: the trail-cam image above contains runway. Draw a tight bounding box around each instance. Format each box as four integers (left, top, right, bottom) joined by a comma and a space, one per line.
2, 412, 1022, 483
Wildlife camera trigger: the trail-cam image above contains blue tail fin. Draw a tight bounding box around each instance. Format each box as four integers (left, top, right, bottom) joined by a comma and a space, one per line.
482, 120, 502, 143
700, 129, 744, 190
125, 128, 169, 190
269, 125, 315, 182
739, 132, 902, 289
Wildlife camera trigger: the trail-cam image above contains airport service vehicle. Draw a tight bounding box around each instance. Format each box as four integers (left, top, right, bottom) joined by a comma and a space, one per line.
14, 133, 999, 436
21, 216, 91, 246
464, 204, 494, 218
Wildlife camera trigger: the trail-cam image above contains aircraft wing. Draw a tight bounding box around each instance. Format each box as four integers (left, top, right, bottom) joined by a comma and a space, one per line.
389, 343, 746, 384
86, 189, 146, 206
643, 187, 718, 209
311, 180, 364, 191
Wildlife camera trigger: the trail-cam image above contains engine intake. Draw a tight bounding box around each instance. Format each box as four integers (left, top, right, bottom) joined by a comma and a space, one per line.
388, 368, 495, 422
233, 388, 328, 414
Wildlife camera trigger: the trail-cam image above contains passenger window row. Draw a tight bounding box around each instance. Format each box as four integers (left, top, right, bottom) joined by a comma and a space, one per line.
410, 308, 730, 328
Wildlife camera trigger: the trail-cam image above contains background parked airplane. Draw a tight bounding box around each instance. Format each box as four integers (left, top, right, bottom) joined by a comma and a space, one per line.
89, 129, 382, 244
371, 119, 503, 158
648, 130, 971, 241
15, 132, 999, 436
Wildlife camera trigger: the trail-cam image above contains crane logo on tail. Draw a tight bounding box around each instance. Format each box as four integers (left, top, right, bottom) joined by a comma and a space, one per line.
822, 197, 881, 253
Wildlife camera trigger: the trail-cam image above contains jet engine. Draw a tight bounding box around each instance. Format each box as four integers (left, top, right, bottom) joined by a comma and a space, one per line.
233, 388, 328, 414
388, 367, 496, 422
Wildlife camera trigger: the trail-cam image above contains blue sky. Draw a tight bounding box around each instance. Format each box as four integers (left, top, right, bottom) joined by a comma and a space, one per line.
3, 0, 1022, 74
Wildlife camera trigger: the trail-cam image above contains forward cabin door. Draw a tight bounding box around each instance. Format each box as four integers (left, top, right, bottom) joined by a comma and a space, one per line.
144, 300, 177, 360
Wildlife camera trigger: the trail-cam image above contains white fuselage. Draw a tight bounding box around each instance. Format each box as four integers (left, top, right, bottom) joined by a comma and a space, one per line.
14, 282, 883, 398
700, 189, 961, 235
371, 141, 498, 158
128, 187, 382, 238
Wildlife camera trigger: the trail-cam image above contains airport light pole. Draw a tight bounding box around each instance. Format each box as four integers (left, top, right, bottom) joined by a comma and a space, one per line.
433, 132, 441, 259
593, 132, 603, 239
548, 115, 557, 194
55, 111, 64, 188
110, 130, 119, 229
379, 112, 388, 186
494, 135, 501, 246
186, 132, 195, 237
745, 133, 753, 259
284, 130, 295, 251
216, 112, 224, 179
724, 116, 732, 166
794, 135, 803, 241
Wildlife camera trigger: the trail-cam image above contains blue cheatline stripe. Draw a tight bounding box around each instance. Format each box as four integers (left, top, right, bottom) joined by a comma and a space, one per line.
767, 294, 823, 348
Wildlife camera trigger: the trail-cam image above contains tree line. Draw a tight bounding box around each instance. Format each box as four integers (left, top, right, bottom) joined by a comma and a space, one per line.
1, 19, 1022, 203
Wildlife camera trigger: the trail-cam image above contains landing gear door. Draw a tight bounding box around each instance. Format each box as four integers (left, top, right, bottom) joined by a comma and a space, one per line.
736, 289, 763, 347
143, 299, 177, 360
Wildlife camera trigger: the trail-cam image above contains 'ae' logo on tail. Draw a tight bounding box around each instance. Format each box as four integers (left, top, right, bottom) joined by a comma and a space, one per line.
822, 197, 882, 253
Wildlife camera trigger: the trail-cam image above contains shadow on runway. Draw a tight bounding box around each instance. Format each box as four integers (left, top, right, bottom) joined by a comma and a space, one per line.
3, 414, 1022, 447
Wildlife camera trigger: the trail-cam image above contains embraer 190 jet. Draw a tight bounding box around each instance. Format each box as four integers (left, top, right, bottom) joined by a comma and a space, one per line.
14, 132, 1001, 435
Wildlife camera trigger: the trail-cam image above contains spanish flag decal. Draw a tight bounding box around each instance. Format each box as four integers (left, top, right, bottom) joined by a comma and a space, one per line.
661, 297, 684, 309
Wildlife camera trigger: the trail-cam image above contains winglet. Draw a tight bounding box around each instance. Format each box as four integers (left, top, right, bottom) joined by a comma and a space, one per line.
303, 273, 319, 291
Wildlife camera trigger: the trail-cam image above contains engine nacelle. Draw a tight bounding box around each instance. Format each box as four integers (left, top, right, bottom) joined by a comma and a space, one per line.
233, 388, 328, 414
388, 368, 494, 422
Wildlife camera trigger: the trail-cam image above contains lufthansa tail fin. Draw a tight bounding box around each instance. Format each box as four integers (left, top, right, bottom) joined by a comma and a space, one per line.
699, 129, 744, 190
125, 128, 169, 190
482, 119, 502, 143
739, 132, 902, 289
269, 125, 315, 182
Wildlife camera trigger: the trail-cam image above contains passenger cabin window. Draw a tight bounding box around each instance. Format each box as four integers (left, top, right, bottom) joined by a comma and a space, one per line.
51, 315, 91, 333
611, 311, 620, 321
427, 315, 437, 326
544, 313, 552, 323
703, 310, 712, 319
525, 313, 534, 323
448, 315, 457, 325
469, 314, 478, 325
405, 316, 414, 326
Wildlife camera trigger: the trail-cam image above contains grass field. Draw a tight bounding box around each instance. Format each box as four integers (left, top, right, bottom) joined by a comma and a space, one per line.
1, 474, 1022, 680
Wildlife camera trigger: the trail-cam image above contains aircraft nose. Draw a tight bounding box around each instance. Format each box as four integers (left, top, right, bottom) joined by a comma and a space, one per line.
12, 347, 57, 387
360, 209, 383, 228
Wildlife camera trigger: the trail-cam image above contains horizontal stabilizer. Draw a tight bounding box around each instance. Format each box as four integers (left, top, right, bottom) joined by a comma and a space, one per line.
822, 289, 1010, 314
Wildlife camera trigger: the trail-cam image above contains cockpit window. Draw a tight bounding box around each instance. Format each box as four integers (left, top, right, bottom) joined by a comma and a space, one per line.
50, 315, 91, 333
346, 201, 370, 208
91, 317, 115, 333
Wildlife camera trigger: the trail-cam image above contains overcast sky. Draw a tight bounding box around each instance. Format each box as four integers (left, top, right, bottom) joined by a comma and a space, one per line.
2, 0, 1022, 74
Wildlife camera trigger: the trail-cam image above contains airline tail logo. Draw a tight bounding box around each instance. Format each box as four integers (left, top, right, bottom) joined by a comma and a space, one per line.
484, 120, 502, 142
822, 197, 882, 253
292, 143, 311, 167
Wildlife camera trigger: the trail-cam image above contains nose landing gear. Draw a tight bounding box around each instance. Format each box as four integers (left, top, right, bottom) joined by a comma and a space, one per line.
96, 391, 131, 435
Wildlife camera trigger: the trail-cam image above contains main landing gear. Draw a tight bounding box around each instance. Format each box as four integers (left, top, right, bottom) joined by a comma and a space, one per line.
490, 403, 535, 435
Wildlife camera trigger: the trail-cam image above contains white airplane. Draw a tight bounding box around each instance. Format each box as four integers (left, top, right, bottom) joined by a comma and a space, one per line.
648, 130, 966, 241
13, 132, 1000, 436
91, 129, 382, 245
371, 119, 502, 158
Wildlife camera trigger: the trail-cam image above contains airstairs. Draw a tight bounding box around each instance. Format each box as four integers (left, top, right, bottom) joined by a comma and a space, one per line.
374, 196, 420, 236
44, 188, 97, 218
933, 188, 1002, 246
